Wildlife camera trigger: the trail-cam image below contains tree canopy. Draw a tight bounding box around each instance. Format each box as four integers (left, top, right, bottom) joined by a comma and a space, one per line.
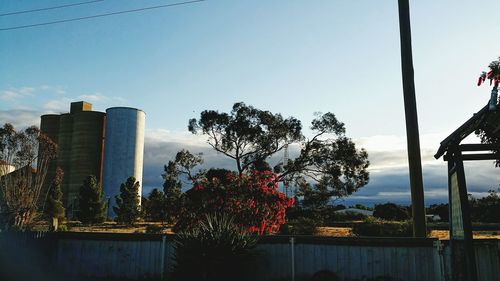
189, 102, 302, 174
77, 175, 106, 224
142, 188, 166, 222
0, 123, 57, 231
45, 167, 65, 220
373, 203, 410, 221
114, 176, 141, 225
188, 102, 369, 202
162, 159, 186, 224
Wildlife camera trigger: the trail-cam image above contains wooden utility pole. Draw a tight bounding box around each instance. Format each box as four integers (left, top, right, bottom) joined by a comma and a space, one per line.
397, 0, 427, 237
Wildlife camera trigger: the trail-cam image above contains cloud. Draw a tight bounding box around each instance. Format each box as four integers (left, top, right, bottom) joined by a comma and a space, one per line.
1, 85, 127, 115
1, 87, 35, 100
0, 85, 68, 102
138, 129, 499, 202
43, 98, 73, 112
2, 86, 497, 203
0, 109, 42, 128
142, 129, 236, 193
77, 94, 126, 104
39, 85, 67, 95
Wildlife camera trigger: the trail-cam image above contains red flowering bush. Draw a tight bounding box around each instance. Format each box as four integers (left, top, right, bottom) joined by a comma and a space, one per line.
175, 170, 295, 235
477, 57, 500, 87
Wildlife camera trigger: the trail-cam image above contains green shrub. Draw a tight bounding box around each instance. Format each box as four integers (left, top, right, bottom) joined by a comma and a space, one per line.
352, 217, 412, 237
56, 224, 69, 232
279, 217, 320, 235
330, 211, 368, 222
373, 203, 409, 221
172, 213, 259, 281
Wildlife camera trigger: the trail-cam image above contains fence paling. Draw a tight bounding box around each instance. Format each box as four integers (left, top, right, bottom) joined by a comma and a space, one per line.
1, 233, 498, 281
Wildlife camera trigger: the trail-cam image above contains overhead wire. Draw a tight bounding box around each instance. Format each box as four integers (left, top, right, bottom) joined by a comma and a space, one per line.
0, 0, 206, 31
0, 0, 106, 17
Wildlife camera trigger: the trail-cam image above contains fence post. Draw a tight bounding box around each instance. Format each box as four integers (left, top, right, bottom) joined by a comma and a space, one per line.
433, 240, 445, 281
290, 237, 295, 281
160, 235, 166, 280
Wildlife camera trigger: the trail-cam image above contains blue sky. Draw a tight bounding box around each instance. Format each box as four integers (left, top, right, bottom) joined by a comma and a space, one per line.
1, 0, 499, 204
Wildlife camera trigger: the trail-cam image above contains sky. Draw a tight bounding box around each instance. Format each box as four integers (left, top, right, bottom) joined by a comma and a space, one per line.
1, 0, 499, 205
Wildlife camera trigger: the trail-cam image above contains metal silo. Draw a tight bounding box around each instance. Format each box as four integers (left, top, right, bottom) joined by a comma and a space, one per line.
102, 107, 145, 217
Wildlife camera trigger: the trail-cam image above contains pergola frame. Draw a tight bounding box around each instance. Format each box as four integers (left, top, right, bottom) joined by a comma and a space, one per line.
435, 102, 500, 281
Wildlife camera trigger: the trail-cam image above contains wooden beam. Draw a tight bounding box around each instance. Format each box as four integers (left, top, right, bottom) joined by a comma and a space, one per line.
444, 153, 500, 161
459, 143, 500, 151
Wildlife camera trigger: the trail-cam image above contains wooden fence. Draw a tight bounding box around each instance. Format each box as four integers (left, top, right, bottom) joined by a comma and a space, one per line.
0, 232, 498, 281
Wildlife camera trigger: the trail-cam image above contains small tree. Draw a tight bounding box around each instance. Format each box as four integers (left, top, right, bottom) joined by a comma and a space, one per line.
162, 160, 183, 224
143, 188, 166, 222
45, 167, 65, 229
469, 189, 500, 223
114, 176, 141, 225
77, 175, 106, 224
373, 203, 409, 221
0, 123, 57, 231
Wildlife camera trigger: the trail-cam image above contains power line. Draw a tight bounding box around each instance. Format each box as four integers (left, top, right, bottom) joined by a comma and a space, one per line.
0, 0, 106, 17
0, 0, 206, 31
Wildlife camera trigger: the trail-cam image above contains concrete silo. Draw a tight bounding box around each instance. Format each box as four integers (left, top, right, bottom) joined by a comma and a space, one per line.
66, 110, 106, 210
39, 102, 106, 215
39, 114, 61, 206
102, 107, 145, 217
57, 113, 74, 208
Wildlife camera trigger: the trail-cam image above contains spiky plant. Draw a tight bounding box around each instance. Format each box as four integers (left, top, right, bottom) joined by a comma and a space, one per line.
172, 213, 259, 281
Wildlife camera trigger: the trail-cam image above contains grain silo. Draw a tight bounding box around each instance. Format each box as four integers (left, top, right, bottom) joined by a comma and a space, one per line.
56, 113, 74, 208
66, 109, 105, 210
39, 102, 106, 215
102, 107, 145, 217
39, 114, 60, 206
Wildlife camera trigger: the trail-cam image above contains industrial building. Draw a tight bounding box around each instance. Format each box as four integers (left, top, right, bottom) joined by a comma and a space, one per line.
39, 101, 145, 218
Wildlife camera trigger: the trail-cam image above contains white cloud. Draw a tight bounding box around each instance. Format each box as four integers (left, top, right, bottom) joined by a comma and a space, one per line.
356, 135, 406, 152
0, 109, 41, 128
0, 85, 68, 102
39, 85, 66, 95
1, 85, 127, 114
43, 98, 73, 112
1, 87, 35, 100
355, 132, 479, 171
2, 85, 497, 202
77, 94, 127, 105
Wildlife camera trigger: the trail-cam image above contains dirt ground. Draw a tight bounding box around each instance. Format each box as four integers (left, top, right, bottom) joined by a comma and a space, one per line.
427, 230, 500, 240
317, 227, 500, 240
64, 221, 174, 234
60, 223, 500, 240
